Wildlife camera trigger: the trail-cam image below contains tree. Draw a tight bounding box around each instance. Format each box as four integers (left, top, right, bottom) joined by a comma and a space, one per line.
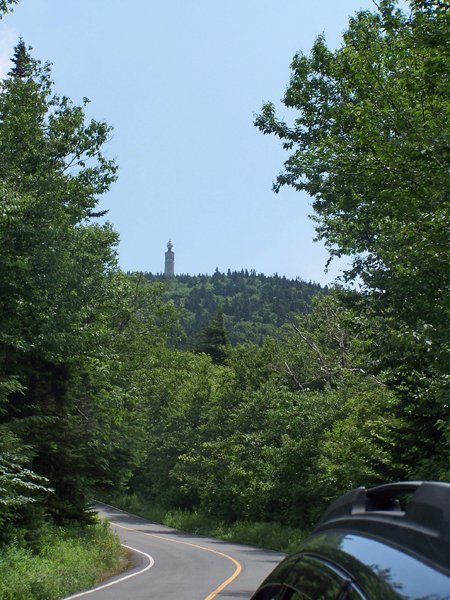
8, 38, 31, 78
130, 347, 232, 509
255, 1, 449, 291
0, 0, 18, 18
195, 308, 229, 365
274, 292, 366, 392
0, 40, 123, 522
255, 0, 449, 476
0, 41, 117, 220
0, 378, 53, 545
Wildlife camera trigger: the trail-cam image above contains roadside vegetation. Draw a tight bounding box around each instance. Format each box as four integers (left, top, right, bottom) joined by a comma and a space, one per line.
0, 522, 125, 600
0, 1, 448, 598
100, 493, 306, 554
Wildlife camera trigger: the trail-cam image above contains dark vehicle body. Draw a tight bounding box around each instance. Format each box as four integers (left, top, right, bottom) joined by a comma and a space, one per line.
250, 481, 450, 600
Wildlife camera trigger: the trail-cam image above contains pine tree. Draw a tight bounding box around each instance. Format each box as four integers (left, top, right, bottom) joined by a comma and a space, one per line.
195, 308, 229, 365
8, 37, 32, 79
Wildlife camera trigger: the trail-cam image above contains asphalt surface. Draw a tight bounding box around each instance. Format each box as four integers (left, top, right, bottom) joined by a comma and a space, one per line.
63, 502, 285, 600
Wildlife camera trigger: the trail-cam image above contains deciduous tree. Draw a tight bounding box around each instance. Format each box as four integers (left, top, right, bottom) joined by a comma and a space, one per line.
255, 0, 449, 475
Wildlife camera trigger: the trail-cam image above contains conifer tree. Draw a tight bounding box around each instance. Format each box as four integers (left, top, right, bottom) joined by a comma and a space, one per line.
8, 37, 32, 78
0, 40, 122, 523
195, 308, 229, 365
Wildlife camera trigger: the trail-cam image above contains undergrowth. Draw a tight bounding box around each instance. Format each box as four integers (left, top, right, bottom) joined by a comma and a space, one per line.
0, 521, 126, 600
100, 492, 307, 554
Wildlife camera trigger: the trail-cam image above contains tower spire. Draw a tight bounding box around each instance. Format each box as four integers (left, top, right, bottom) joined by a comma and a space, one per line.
164, 240, 174, 276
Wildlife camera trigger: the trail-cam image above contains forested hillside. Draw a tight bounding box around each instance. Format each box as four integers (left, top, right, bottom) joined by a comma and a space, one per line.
0, 1, 448, 597
144, 271, 325, 345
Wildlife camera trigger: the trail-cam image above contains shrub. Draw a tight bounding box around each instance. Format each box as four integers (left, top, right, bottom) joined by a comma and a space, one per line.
0, 521, 124, 600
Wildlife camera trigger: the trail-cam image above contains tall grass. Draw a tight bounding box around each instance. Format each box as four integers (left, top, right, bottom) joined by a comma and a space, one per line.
101, 492, 307, 554
0, 521, 126, 600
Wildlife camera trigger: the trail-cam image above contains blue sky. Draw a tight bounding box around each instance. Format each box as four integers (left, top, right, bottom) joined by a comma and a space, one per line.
0, 0, 379, 284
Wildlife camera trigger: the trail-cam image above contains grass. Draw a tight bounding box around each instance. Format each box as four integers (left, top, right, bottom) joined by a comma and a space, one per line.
100, 492, 308, 555
0, 521, 128, 600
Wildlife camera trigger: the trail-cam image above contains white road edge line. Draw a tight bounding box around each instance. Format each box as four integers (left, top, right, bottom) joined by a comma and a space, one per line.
62, 544, 155, 599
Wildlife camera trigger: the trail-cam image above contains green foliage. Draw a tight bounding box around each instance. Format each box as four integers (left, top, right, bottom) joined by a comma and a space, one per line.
195, 308, 229, 364
145, 270, 325, 345
8, 38, 31, 79
101, 491, 307, 553
0, 38, 183, 541
0, 441, 51, 513
255, 2, 449, 290
317, 377, 405, 501
0, 41, 117, 214
173, 382, 326, 523
129, 347, 233, 508
273, 292, 367, 391
0, 2, 445, 570
0, 430, 52, 547
174, 373, 402, 528
0, 40, 119, 362
255, 0, 449, 476
0, 521, 124, 600
130, 292, 404, 529
163, 508, 307, 554
0, 0, 18, 18
0, 39, 127, 525
0, 379, 51, 545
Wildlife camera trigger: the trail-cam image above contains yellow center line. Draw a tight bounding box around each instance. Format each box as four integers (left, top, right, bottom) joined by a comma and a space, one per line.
114, 522, 242, 599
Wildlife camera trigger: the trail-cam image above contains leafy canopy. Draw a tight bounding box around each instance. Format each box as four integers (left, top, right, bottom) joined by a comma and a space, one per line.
255, 0, 449, 476
0, 39, 122, 526
255, 0, 449, 302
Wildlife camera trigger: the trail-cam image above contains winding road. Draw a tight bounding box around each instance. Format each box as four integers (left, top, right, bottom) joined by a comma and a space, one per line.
64, 502, 284, 599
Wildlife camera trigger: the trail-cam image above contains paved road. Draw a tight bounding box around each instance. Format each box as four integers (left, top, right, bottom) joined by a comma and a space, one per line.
64, 502, 284, 600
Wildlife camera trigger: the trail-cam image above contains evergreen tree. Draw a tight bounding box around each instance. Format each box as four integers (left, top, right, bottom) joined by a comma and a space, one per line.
144, 270, 324, 345
8, 37, 32, 78
0, 40, 121, 523
195, 308, 229, 365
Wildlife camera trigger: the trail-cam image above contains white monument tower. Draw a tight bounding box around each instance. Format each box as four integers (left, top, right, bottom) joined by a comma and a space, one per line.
164, 240, 175, 277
